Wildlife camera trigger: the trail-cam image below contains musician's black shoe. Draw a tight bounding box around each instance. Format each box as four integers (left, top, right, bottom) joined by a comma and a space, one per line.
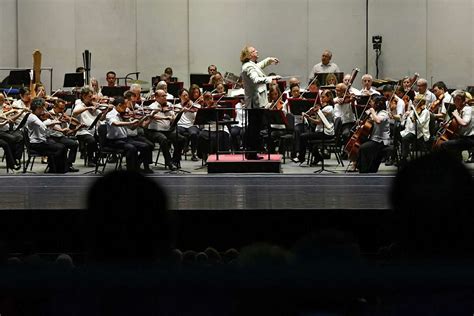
68, 166, 79, 173
167, 163, 177, 171
246, 154, 263, 160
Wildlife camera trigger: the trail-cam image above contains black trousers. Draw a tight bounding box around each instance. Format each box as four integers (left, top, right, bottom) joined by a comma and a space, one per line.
30, 140, 67, 173
230, 126, 244, 152
440, 135, 474, 161
76, 134, 97, 163
0, 130, 24, 161
49, 136, 78, 167
244, 109, 264, 156
291, 123, 307, 158
198, 130, 230, 158
128, 135, 154, 165
401, 133, 428, 160
177, 126, 200, 154
298, 131, 332, 161
358, 140, 386, 173
106, 137, 152, 171
145, 129, 185, 164
0, 138, 16, 169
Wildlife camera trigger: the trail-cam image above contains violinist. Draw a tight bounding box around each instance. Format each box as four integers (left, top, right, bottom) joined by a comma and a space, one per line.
144, 89, 185, 171
334, 83, 356, 144
73, 87, 109, 167
45, 99, 80, 172
0, 94, 25, 168
265, 84, 289, 154
176, 88, 201, 161
415, 78, 436, 108
439, 91, 474, 161
294, 90, 334, 164
90, 77, 103, 98
399, 96, 430, 165
431, 81, 453, 122
401, 76, 416, 101
123, 90, 155, 154
357, 95, 390, 173
26, 98, 67, 173
288, 82, 308, 161
197, 92, 230, 161
383, 84, 405, 165
214, 83, 227, 96
189, 84, 202, 104
155, 81, 174, 101
105, 97, 153, 173
11, 87, 32, 130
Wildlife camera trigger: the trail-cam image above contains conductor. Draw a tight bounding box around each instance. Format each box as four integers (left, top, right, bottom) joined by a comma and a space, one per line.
240, 45, 280, 159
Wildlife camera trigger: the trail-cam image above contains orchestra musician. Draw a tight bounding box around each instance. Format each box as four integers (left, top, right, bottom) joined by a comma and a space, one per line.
399, 95, 431, 166
106, 71, 117, 87
264, 84, 290, 154
240, 45, 280, 160
196, 91, 230, 161
90, 77, 103, 98
73, 87, 109, 167
359, 74, 380, 96
46, 99, 80, 172
334, 83, 356, 144
175, 88, 201, 161
208, 64, 218, 76
155, 81, 174, 101
357, 95, 391, 173
431, 81, 453, 122
343, 74, 360, 95
189, 84, 202, 103
0, 94, 25, 169
123, 90, 155, 154
105, 97, 153, 173
415, 78, 436, 108
296, 89, 335, 165
11, 87, 32, 131
439, 91, 474, 160
309, 49, 340, 80
144, 89, 185, 171
383, 84, 405, 165
26, 98, 68, 173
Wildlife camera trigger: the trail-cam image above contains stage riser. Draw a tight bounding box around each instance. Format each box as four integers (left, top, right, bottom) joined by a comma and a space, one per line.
207, 154, 282, 173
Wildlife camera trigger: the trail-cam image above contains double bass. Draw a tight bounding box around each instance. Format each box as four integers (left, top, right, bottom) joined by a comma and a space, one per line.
344, 95, 374, 161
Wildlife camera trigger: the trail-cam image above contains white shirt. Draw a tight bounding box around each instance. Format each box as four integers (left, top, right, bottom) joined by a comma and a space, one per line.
12, 99, 28, 130
313, 105, 334, 136
148, 101, 174, 131
370, 110, 390, 145
26, 113, 48, 143
177, 103, 200, 129
333, 97, 355, 124
309, 62, 340, 79
0, 107, 10, 132
439, 92, 454, 121
74, 99, 101, 136
105, 108, 128, 140
386, 96, 405, 125
416, 90, 436, 107
458, 105, 474, 137
400, 108, 430, 141
232, 102, 245, 128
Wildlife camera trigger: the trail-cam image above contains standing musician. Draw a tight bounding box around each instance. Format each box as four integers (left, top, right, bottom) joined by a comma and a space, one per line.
144, 89, 185, 171
46, 99, 80, 172
309, 49, 341, 80
73, 87, 109, 167
334, 83, 356, 145
105, 97, 153, 173
296, 89, 335, 165
240, 45, 280, 160
175, 88, 201, 161
439, 91, 474, 160
357, 95, 391, 173
0, 94, 25, 169
399, 96, 430, 165
26, 98, 68, 173
415, 78, 436, 108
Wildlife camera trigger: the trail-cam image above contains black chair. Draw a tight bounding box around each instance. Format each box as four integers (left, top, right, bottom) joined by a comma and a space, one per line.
95, 124, 124, 174
22, 128, 50, 173
307, 117, 345, 167
278, 113, 295, 163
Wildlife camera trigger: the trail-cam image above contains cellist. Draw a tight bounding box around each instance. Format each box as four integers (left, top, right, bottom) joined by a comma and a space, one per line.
439, 91, 474, 160
357, 95, 391, 173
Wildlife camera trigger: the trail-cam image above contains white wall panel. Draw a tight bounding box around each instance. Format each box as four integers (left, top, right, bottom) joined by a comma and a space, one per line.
244, 0, 308, 82
74, 0, 137, 87
189, 0, 246, 81
368, 0, 427, 84
17, 0, 76, 92
0, 0, 18, 74
427, 0, 472, 89
137, 0, 188, 89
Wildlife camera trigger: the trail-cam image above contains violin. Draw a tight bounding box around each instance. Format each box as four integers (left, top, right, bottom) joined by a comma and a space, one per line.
429, 93, 444, 113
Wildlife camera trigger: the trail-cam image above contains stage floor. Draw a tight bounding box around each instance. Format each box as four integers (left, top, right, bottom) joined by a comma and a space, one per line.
0, 153, 472, 211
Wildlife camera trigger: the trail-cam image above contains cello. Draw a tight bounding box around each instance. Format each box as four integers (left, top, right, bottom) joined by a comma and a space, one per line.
344, 95, 374, 161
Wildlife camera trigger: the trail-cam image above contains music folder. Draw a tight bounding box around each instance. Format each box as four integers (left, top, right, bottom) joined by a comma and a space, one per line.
287, 98, 316, 116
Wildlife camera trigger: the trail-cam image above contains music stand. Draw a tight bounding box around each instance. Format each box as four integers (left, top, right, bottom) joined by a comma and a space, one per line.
63, 73, 84, 88
300, 91, 318, 99
101, 86, 129, 98
314, 72, 344, 87
263, 109, 288, 160
190, 74, 211, 87
287, 98, 315, 116
7, 70, 30, 87
313, 121, 336, 174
